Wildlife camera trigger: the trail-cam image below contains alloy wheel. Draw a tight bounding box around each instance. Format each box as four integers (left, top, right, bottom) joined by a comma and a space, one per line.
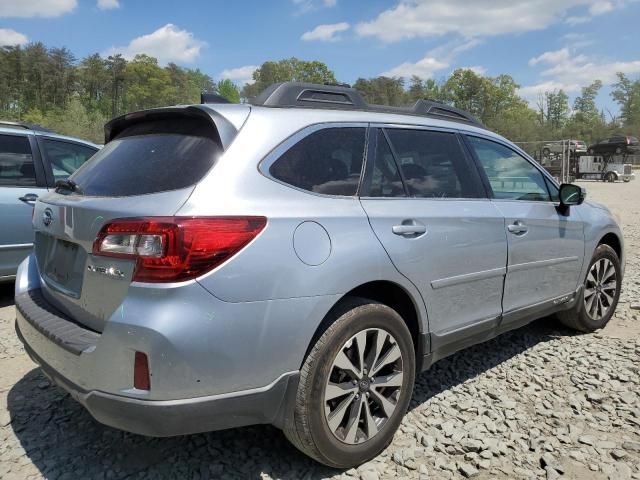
584, 258, 617, 321
323, 328, 404, 445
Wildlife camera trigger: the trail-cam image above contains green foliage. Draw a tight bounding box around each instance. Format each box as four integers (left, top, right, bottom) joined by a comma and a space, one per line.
1, 42, 638, 146
242, 57, 337, 100
216, 79, 240, 103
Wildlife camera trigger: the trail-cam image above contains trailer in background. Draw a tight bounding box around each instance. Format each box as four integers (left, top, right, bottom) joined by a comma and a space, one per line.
576, 155, 635, 182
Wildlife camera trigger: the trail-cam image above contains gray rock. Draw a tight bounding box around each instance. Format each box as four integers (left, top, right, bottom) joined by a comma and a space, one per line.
458, 463, 479, 478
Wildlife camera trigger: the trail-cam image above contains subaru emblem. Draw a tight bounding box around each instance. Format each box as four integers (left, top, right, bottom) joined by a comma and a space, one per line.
42, 208, 53, 227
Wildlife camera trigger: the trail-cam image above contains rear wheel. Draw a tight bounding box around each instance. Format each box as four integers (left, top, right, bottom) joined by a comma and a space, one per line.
557, 244, 621, 332
284, 298, 415, 468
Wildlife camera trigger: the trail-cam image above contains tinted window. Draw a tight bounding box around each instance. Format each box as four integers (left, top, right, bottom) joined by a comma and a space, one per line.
385, 129, 479, 198
468, 136, 550, 202
368, 130, 405, 197
0, 134, 35, 186
70, 124, 222, 197
270, 127, 365, 196
41, 139, 97, 181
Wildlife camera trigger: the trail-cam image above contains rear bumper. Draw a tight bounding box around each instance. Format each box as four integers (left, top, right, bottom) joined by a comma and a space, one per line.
16, 315, 298, 436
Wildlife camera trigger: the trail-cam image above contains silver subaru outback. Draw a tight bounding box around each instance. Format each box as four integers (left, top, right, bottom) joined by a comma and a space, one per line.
15, 82, 624, 467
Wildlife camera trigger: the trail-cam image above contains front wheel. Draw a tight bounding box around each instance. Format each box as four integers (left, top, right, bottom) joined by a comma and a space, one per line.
284, 298, 415, 468
557, 244, 621, 332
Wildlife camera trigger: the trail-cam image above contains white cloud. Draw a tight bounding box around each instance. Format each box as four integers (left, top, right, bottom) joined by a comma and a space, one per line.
0, 0, 76, 17
380, 38, 482, 80
292, 0, 336, 13
520, 47, 640, 101
459, 65, 487, 75
589, 1, 614, 14
219, 65, 259, 86
301, 22, 349, 42
97, 0, 120, 10
355, 0, 630, 42
382, 57, 449, 79
0, 28, 28, 46
104, 24, 205, 64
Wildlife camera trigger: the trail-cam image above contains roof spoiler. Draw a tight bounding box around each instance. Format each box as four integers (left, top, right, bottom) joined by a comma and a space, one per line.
104, 106, 239, 149
251, 82, 484, 128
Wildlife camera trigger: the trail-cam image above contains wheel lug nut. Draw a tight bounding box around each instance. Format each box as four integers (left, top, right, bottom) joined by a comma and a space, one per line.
352, 379, 358, 385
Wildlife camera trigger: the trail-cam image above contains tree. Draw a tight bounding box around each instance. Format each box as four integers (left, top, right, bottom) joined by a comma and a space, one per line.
353, 77, 406, 106
123, 54, 173, 112
612, 73, 640, 129
242, 58, 337, 100
216, 79, 240, 103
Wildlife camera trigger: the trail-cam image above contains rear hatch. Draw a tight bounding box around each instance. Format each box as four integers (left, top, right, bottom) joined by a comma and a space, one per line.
33, 105, 248, 332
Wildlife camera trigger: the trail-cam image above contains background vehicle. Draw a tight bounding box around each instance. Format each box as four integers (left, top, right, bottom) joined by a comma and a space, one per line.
0, 121, 98, 281
14, 83, 624, 468
542, 139, 587, 157
588, 135, 640, 155
576, 155, 635, 182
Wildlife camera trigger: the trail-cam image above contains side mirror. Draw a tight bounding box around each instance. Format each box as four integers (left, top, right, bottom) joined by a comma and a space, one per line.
559, 183, 586, 207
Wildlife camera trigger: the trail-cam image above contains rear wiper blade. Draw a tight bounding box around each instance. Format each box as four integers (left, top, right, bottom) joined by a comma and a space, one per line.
55, 179, 84, 195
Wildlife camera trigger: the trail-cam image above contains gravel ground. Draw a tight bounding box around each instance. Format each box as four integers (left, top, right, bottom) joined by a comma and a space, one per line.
1, 179, 639, 480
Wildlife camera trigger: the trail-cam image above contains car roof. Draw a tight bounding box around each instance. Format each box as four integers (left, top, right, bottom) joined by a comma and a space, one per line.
0, 124, 100, 149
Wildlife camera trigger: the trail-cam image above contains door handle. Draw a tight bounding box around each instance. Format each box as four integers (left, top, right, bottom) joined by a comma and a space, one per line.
507, 221, 528, 235
19, 193, 38, 205
392, 222, 427, 236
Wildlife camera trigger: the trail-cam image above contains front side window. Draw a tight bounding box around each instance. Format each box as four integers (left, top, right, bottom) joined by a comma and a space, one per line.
269, 127, 366, 196
467, 136, 551, 202
0, 134, 36, 186
41, 139, 97, 181
384, 129, 481, 198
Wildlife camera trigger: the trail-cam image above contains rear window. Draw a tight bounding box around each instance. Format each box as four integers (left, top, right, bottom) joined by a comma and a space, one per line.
69, 117, 222, 196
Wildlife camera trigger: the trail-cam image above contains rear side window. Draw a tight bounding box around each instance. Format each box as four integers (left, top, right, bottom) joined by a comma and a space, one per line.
0, 134, 36, 186
269, 127, 366, 196
69, 116, 222, 197
384, 129, 481, 198
41, 139, 97, 181
368, 130, 405, 197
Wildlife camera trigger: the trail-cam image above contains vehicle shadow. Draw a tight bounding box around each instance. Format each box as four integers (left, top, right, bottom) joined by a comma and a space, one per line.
6, 316, 573, 479
0, 281, 14, 308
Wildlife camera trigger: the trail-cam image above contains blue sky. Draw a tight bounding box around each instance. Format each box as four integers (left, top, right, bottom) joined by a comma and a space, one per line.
1, 0, 640, 112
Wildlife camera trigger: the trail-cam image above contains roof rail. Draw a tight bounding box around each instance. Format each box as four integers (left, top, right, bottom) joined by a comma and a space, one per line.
251, 82, 485, 128
200, 92, 231, 104
0, 120, 53, 133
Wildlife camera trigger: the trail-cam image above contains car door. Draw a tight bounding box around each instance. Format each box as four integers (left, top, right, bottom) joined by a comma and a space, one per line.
0, 132, 48, 279
360, 127, 508, 351
37, 136, 98, 185
465, 135, 585, 325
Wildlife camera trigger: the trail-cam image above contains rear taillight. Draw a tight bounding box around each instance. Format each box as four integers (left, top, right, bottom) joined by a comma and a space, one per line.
93, 216, 267, 283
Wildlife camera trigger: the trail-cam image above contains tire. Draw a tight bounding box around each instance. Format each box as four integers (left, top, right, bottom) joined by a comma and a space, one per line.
557, 244, 621, 332
624, 178, 631, 183
606, 172, 616, 183
542, 148, 551, 157
284, 298, 415, 468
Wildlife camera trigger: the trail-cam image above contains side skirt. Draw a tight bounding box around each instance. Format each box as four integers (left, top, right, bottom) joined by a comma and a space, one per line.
419, 286, 582, 372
